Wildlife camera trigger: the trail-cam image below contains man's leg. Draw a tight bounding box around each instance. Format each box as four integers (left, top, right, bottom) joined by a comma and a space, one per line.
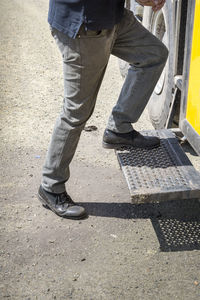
105, 9, 168, 141
42, 27, 115, 194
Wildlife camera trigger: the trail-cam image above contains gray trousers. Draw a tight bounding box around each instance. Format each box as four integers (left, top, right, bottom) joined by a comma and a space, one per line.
42, 9, 168, 193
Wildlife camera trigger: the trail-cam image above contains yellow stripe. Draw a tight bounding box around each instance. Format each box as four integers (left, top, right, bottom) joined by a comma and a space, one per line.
186, 0, 200, 135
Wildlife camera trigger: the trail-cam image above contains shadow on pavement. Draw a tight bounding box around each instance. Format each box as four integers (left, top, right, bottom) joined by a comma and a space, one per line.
81, 198, 200, 252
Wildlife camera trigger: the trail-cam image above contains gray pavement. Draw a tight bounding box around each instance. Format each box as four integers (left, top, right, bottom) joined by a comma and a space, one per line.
0, 1, 200, 299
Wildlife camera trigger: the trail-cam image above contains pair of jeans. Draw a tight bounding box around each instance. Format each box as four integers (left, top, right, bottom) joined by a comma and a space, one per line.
42, 8, 168, 193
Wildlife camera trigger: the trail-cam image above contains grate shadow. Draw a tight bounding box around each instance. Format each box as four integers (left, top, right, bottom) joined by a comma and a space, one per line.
81, 198, 200, 252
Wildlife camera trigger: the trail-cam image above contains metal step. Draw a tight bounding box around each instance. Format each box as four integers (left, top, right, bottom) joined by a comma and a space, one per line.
116, 129, 200, 203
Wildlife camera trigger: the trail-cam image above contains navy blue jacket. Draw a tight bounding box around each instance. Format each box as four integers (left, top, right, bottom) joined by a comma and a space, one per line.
48, 0, 125, 38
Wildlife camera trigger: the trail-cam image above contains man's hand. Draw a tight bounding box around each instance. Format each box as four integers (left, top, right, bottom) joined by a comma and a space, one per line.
136, 0, 166, 12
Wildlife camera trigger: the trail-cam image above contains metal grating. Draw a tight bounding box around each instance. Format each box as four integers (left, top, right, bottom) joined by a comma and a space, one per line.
116, 129, 200, 203
153, 218, 200, 251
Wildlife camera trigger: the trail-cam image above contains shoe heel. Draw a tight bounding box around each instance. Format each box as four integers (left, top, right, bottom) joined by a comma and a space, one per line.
38, 195, 50, 209
102, 141, 112, 149
38, 193, 48, 206
42, 204, 50, 209
102, 141, 124, 150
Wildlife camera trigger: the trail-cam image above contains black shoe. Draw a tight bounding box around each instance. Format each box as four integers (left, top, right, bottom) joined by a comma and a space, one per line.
38, 185, 87, 219
102, 129, 160, 150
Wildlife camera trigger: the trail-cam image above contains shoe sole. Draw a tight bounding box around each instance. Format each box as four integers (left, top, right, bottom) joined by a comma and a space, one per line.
102, 141, 160, 150
38, 193, 87, 220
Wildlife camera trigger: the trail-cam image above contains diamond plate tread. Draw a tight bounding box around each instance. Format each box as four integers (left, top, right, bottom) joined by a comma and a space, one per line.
116, 129, 200, 203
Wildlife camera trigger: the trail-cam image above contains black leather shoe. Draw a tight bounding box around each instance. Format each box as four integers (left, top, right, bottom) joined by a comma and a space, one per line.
102, 129, 160, 150
38, 185, 87, 219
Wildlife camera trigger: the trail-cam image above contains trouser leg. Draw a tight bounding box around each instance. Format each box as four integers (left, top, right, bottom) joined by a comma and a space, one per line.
107, 9, 168, 133
42, 28, 114, 193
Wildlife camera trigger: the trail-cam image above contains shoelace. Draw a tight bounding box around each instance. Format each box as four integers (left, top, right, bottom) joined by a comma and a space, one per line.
55, 192, 75, 206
